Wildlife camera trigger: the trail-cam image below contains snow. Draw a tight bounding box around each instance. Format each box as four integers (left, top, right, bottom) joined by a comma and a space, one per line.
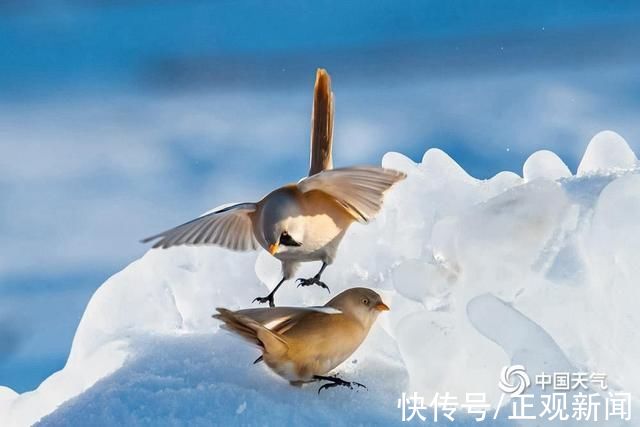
523, 150, 571, 182
35, 333, 408, 426
2, 131, 640, 426
577, 131, 638, 175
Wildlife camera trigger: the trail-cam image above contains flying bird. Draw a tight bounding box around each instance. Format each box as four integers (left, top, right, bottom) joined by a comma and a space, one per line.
142, 69, 406, 306
213, 287, 389, 392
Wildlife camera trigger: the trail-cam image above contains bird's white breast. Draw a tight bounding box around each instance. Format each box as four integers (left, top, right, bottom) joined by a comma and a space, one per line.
276, 213, 345, 261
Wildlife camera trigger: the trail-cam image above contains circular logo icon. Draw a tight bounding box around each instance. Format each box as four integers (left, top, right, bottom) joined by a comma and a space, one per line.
498, 365, 531, 395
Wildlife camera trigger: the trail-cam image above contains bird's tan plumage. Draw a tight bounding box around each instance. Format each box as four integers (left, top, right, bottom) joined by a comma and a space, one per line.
215, 308, 288, 357
213, 288, 389, 384
298, 166, 406, 223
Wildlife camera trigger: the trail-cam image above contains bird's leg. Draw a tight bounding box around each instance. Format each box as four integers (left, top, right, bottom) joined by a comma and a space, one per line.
313, 374, 367, 394
252, 277, 286, 307
296, 262, 330, 293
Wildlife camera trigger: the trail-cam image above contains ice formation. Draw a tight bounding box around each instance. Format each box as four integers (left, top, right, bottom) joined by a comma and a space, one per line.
1, 131, 639, 426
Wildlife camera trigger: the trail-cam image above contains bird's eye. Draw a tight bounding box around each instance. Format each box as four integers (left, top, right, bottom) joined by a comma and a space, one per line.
362, 298, 369, 305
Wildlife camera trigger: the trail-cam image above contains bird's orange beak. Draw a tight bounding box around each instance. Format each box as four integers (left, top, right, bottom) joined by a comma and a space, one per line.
268, 242, 279, 256
375, 301, 390, 312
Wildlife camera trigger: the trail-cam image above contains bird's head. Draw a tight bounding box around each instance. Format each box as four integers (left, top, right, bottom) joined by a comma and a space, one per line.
326, 287, 389, 328
260, 189, 303, 256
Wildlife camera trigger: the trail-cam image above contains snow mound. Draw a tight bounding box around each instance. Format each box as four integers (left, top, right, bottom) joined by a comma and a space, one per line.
523, 150, 571, 182
577, 131, 637, 175
2, 131, 640, 426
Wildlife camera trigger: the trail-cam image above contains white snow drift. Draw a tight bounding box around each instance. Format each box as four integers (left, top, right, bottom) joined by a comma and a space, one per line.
1, 131, 639, 426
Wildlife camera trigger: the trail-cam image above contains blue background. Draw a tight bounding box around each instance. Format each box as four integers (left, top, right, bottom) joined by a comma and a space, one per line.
1, 0, 639, 392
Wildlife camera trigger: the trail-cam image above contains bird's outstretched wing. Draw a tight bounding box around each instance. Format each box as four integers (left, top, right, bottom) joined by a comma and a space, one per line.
308, 68, 334, 176
298, 166, 406, 223
141, 203, 259, 251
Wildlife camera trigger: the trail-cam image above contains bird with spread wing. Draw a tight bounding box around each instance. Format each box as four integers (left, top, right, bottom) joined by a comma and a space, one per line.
142, 69, 405, 307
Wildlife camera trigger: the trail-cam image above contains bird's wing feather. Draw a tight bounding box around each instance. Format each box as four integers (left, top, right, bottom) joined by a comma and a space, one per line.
141, 203, 259, 251
236, 306, 341, 334
298, 166, 406, 223
214, 308, 288, 356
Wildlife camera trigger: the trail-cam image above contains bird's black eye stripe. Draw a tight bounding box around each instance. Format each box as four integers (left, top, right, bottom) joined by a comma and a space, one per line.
280, 232, 302, 247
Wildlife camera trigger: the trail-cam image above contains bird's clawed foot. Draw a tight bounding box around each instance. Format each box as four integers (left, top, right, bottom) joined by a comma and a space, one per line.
252, 294, 275, 307
253, 277, 285, 307
296, 275, 330, 293
314, 375, 366, 394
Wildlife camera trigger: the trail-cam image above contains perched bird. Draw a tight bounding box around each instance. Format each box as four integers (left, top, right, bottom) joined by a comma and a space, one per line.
142, 69, 406, 306
213, 287, 389, 392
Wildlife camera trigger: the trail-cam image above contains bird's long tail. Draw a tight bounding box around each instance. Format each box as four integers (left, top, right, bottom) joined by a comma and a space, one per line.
308, 68, 334, 176
213, 308, 288, 356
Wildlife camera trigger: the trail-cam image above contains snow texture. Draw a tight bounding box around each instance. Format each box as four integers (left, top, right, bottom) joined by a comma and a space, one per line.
1, 130, 639, 426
